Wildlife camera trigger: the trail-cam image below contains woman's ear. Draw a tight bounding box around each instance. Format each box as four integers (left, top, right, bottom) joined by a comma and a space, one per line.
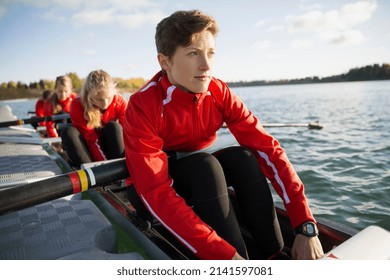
157, 53, 170, 71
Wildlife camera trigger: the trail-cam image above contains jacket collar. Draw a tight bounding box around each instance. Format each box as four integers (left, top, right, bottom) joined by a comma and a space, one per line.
159, 72, 210, 107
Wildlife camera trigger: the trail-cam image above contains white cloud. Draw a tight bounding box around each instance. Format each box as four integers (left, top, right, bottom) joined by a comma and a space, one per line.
322, 29, 364, 45
267, 25, 284, 32
291, 39, 314, 49
71, 9, 165, 28
5, 0, 163, 28
82, 49, 97, 56
286, 0, 377, 45
115, 11, 167, 29
251, 40, 270, 51
338, 0, 377, 26
72, 9, 115, 25
104, 0, 158, 10
255, 20, 267, 28
299, 1, 323, 12
10, 0, 156, 10
265, 52, 280, 60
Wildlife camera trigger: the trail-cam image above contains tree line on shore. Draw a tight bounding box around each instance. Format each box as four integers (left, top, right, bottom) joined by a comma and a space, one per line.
0, 72, 146, 100
0, 63, 389, 100
227, 63, 390, 87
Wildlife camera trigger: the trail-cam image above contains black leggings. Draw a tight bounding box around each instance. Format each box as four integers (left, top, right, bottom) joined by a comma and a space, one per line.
61, 121, 124, 168
130, 146, 284, 259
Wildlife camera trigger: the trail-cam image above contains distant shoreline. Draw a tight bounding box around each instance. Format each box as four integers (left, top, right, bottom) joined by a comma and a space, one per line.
1, 78, 389, 101
1, 63, 389, 100
0, 88, 131, 101
227, 77, 390, 88
227, 63, 390, 87
0, 88, 41, 101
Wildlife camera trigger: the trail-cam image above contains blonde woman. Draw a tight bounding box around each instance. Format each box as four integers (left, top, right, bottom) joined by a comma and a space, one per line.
44, 75, 77, 137
61, 70, 127, 168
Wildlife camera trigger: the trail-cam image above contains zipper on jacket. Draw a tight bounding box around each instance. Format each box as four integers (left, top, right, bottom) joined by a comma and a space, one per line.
191, 96, 199, 149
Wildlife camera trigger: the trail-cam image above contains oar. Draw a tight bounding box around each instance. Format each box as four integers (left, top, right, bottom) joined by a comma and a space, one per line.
0, 113, 70, 128
222, 121, 323, 129
0, 136, 62, 145
0, 158, 129, 215
262, 121, 323, 129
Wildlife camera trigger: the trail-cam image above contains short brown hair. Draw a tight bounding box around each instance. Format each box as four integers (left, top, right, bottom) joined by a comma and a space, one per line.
155, 10, 219, 59
55, 75, 72, 89
42, 90, 52, 100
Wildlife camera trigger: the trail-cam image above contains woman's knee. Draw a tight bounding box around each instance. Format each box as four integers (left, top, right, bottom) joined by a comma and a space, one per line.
216, 146, 256, 163
191, 152, 224, 176
187, 153, 228, 198
214, 146, 268, 190
104, 121, 123, 135
61, 126, 80, 142
102, 121, 124, 158
214, 146, 261, 173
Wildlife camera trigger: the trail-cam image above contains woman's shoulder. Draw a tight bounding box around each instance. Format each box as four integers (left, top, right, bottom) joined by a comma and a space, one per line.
70, 96, 83, 110
111, 94, 128, 113
36, 99, 44, 106
114, 93, 128, 104
131, 80, 163, 105
131, 72, 163, 98
209, 77, 234, 103
69, 97, 85, 120
128, 87, 163, 121
210, 77, 230, 92
71, 95, 81, 103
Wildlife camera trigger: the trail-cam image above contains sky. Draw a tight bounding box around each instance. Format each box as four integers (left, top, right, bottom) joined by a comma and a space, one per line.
0, 0, 389, 84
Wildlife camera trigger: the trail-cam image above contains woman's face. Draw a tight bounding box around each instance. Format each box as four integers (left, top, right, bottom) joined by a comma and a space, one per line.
90, 89, 115, 110
56, 84, 72, 100
158, 30, 216, 93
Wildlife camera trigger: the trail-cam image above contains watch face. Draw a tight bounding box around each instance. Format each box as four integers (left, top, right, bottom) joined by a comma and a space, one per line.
306, 224, 314, 234
295, 222, 318, 237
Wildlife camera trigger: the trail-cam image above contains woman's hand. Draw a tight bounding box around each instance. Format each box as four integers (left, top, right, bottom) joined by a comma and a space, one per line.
231, 252, 246, 260
292, 235, 324, 260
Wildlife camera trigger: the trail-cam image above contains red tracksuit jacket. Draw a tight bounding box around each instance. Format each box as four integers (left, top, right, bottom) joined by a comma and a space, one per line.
124, 71, 315, 260
70, 94, 127, 162
44, 92, 78, 137
35, 99, 46, 126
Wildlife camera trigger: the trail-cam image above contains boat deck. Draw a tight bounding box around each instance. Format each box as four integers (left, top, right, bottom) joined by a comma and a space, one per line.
0, 125, 168, 260
0, 127, 64, 189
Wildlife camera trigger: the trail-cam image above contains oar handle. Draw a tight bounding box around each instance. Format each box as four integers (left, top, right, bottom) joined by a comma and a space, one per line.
0, 158, 129, 215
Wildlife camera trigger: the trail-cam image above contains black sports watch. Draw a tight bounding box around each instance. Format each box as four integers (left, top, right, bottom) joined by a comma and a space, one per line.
294, 222, 319, 237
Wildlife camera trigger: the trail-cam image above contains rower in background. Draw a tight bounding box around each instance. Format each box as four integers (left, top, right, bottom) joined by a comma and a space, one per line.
44, 75, 77, 138
32, 89, 52, 129
61, 69, 127, 168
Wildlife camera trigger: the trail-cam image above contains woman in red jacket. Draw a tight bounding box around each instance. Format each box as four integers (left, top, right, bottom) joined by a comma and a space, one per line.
32, 89, 52, 129
44, 75, 77, 138
61, 69, 127, 168
124, 10, 324, 260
